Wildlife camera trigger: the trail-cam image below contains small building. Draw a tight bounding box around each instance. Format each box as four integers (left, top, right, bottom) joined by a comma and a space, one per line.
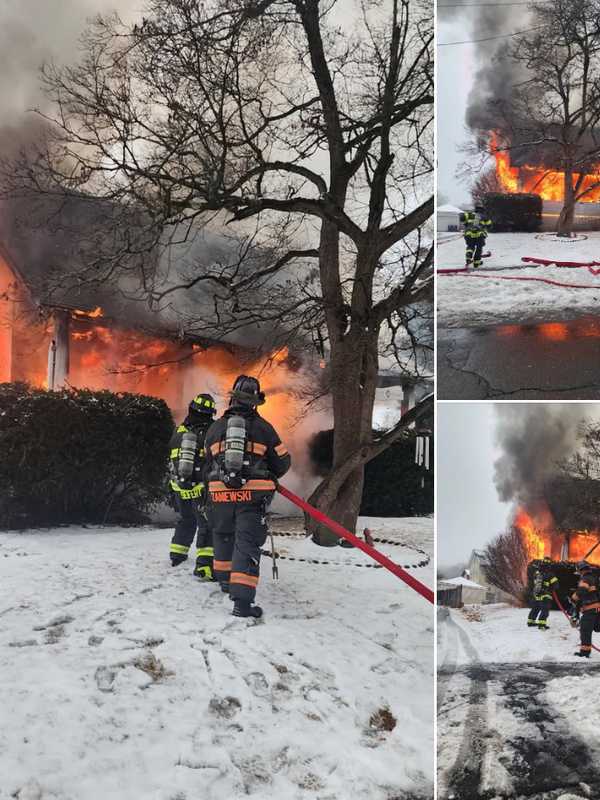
437, 204, 463, 232
437, 576, 487, 607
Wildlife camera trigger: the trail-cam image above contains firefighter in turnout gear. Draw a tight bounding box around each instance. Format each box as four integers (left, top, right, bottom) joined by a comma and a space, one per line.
527, 556, 558, 630
460, 205, 492, 268
168, 393, 217, 579
571, 562, 600, 657
204, 375, 291, 618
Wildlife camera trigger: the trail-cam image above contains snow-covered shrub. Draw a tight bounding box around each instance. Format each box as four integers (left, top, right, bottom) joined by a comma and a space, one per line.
0, 383, 173, 528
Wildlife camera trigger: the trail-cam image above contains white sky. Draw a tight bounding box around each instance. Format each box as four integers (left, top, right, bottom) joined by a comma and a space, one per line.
437, 402, 512, 569
437, 18, 475, 207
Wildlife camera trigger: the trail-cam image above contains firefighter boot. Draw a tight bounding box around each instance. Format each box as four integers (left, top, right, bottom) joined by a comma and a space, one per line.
193, 563, 215, 582
574, 650, 591, 658
232, 600, 263, 619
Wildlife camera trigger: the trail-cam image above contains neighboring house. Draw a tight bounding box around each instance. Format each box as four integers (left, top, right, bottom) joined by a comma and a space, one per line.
466, 550, 513, 604
437, 204, 463, 232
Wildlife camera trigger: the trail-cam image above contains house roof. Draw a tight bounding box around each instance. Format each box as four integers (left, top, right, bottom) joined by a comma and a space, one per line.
437, 204, 463, 214
442, 576, 486, 589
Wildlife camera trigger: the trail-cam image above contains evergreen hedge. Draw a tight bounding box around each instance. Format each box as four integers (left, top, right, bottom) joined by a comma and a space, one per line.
482, 192, 542, 233
0, 383, 173, 528
309, 430, 434, 517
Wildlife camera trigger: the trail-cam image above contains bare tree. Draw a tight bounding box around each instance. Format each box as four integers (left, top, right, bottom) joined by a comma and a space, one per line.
470, 166, 502, 207
546, 421, 600, 530
483, 527, 530, 603
495, 0, 600, 236
3, 0, 433, 543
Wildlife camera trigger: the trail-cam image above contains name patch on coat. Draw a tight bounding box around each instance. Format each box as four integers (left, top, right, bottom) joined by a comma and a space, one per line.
211, 490, 253, 503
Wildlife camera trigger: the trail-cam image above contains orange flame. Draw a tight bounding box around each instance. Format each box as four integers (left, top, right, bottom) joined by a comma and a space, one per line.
73, 307, 103, 319
490, 132, 600, 203
514, 505, 600, 565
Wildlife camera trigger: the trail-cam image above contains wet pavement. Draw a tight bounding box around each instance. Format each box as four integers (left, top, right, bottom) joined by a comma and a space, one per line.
438, 315, 600, 399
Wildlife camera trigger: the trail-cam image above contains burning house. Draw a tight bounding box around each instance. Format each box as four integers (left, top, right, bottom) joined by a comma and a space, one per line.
0, 196, 429, 498
490, 133, 600, 231
0, 195, 325, 453
515, 506, 600, 567
493, 404, 600, 604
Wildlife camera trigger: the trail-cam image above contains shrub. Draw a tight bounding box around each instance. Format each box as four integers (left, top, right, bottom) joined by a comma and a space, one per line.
309, 429, 434, 517
0, 383, 173, 528
482, 192, 542, 233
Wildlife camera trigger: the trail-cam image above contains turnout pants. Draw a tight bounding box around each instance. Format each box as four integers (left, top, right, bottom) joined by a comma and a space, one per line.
580, 609, 600, 653
528, 598, 551, 627
208, 499, 268, 603
170, 495, 213, 571
465, 235, 485, 268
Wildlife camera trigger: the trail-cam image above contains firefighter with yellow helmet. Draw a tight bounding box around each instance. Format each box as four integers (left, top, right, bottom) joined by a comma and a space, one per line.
168, 393, 217, 578
460, 205, 492, 269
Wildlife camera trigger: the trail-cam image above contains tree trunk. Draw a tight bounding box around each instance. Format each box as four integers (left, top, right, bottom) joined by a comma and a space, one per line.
308, 330, 379, 546
557, 171, 576, 237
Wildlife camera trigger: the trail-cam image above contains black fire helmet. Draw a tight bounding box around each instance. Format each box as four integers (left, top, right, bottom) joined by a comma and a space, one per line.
229, 375, 266, 407
188, 393, 217, 417
576, 560, 593, 574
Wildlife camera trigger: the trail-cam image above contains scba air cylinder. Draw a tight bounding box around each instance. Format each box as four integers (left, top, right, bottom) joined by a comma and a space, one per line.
179, 431, 198, 480
224, 415, 246, 476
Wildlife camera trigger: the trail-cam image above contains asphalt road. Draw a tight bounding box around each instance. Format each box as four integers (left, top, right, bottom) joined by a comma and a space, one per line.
438, 316, 600, 399
438, 611, 600, 800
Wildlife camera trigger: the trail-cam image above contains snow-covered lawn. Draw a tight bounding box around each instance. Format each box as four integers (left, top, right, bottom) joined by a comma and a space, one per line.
0, 517, 433, 800
437, 232, 600, 327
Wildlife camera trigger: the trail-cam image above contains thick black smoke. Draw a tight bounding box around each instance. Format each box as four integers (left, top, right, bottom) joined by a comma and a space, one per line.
493, 405, 591, 508
439, 3, 530, 132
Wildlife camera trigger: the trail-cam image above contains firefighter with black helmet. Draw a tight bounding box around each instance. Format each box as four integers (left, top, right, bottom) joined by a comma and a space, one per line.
571, 561, 600, 657
527, 556, 558, 630
204, 375, 291, 618
168, 393, 217, 579
460, 205, 492, 269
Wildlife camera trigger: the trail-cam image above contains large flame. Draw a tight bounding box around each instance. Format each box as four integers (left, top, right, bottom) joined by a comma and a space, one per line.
490, 132, 600, 203
514, 505, 600, 565
0, 254, 320, 457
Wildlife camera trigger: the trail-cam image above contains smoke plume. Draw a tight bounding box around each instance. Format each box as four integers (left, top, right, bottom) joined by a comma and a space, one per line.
493, 404, 593, 508
0, 1, 136, 130
439, 3, 530, 132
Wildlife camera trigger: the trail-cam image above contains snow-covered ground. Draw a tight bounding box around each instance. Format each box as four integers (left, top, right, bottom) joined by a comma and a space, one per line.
0, 517, 433, 800
438, 604, 600, 799
438, 603, 587, 665
438, 233, 600, 327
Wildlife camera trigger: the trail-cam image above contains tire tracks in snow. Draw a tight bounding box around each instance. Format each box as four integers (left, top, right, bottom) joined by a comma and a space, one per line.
438, 612, 600, 798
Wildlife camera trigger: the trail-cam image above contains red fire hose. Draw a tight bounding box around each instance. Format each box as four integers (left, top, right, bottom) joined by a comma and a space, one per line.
436, 269, 600, 290
552, 590, 600, 654
522, 257, 600, 275
276, 484, 434, 604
